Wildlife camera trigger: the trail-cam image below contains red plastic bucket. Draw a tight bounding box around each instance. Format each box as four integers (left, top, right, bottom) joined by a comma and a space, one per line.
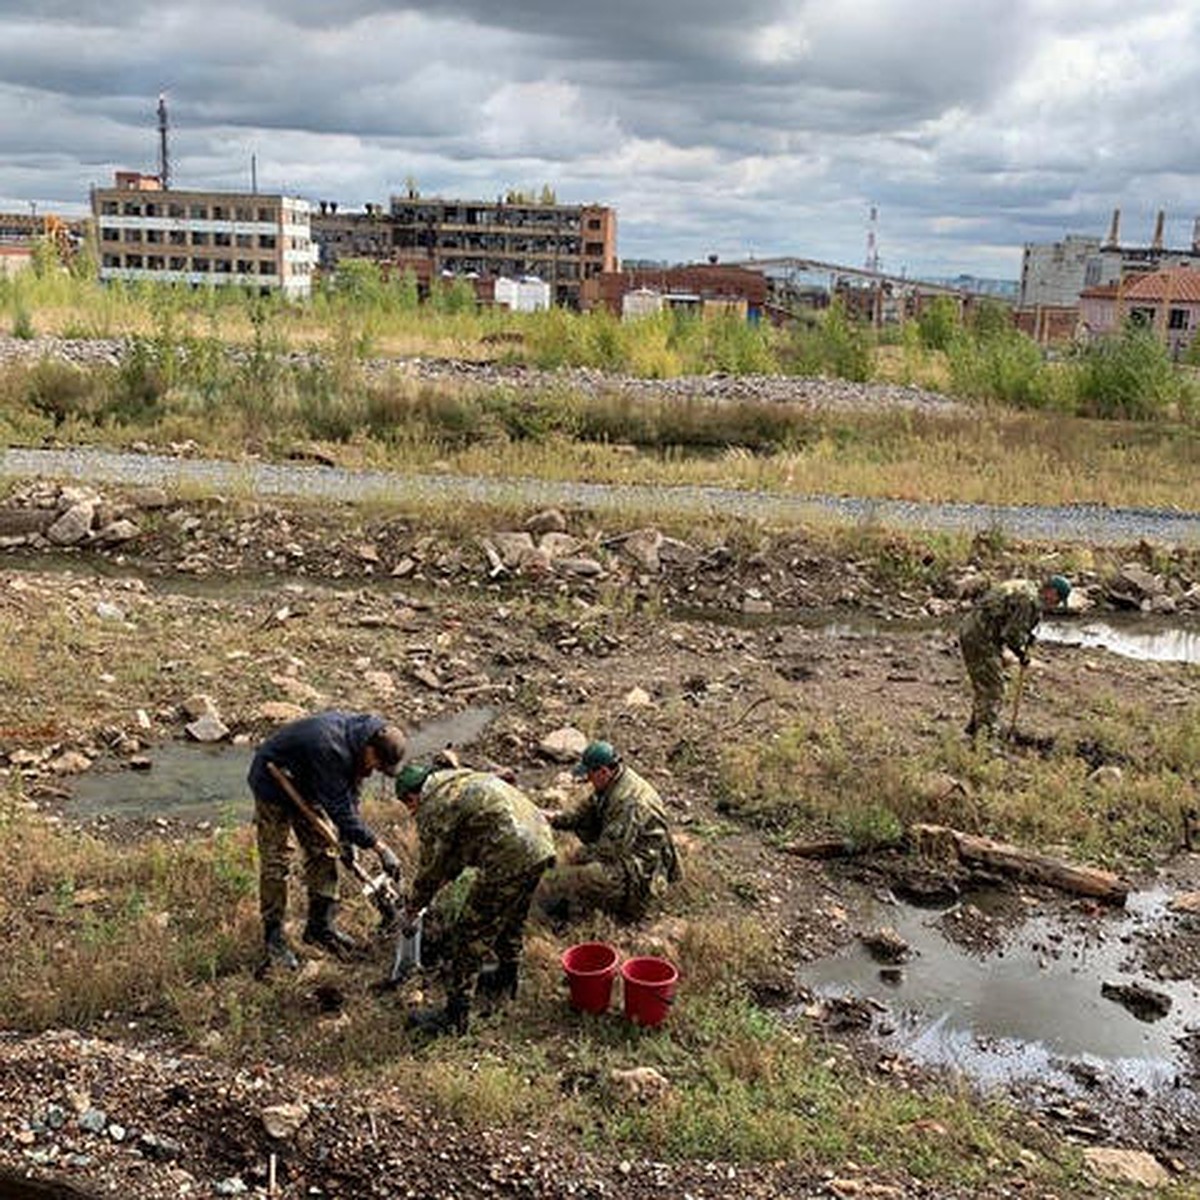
562, 942, 620, 1014
621, 956, 679, 1027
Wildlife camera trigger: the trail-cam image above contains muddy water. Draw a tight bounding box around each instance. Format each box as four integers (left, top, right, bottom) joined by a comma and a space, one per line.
69, 706, 496, 822
1036, 619, 1200, 664
799, 887, 1200, 1098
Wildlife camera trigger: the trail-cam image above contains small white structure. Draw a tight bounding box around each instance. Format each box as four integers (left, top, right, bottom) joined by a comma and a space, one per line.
621, 287, 663, 321
495, 275, 551, 312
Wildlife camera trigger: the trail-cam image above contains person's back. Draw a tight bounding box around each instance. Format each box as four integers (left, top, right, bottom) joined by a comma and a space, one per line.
417, 768, 555, 883
963, 579, 1041, 653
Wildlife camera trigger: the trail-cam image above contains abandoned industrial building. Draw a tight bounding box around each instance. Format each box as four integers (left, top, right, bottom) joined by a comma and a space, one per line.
91, 172, 318, 298
311, 195, 617, 309
1017, 208, 1200, 345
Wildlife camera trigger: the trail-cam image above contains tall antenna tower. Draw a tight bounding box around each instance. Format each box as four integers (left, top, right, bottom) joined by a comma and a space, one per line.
865, 203, 880, 274
157, 93, 170, 190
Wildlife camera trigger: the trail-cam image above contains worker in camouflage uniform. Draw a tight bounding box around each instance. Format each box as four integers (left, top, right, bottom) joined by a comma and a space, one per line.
248, 711, 405, 971
396, 764, 556, 1036
959, 575, 1070, 740
539, 740, 682, 924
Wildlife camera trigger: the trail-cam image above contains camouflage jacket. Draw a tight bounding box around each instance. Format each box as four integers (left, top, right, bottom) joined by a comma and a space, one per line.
410, 769, 555, 909
961, 579, 1043, 657
552, 765, 681, 894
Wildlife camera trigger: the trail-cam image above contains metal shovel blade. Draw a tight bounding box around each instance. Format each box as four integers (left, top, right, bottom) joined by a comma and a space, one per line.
390, 908, 426, 984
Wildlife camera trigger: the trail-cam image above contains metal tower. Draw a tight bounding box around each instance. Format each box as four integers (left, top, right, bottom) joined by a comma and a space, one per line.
157, 93, 170, 190
865, 204, 880, 274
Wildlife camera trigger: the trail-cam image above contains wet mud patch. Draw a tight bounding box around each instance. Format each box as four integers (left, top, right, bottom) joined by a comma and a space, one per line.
796, 885, 1200, 1153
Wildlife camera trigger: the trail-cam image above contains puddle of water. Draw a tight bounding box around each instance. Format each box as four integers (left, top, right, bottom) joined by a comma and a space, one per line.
676, 603, 1200, 664
1037, 619, 1200, 664
799, 888, 1200, 1094
69, 706, 496, 822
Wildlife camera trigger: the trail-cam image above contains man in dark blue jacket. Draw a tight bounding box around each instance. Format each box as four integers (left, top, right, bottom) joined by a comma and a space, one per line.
249, 711, 405, 970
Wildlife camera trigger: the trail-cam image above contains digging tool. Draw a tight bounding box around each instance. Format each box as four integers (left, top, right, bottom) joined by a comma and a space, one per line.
265, 761, 401, 929
389, 906, 427, 985
1006, 659, 1029, 740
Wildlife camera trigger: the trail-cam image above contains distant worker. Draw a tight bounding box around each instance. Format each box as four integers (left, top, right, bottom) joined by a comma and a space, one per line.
539, 740, 682, 924
959, 575, 1071, 740
249, 711, 405, 971
396, 764, 556, 1036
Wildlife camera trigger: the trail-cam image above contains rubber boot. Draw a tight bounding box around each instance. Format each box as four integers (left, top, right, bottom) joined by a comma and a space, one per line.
476, 961, 519, 1011
262, 921, 299, 972
407, 992, 469, 1037
302, 895, 359, 956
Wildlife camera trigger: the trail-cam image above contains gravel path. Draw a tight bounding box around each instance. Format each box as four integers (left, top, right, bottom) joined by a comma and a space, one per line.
4, 446, 1199, 545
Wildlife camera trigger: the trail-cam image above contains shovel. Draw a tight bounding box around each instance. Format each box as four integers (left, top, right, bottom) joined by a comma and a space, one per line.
389, 907, 427, 985
1006, 659, 1028, 741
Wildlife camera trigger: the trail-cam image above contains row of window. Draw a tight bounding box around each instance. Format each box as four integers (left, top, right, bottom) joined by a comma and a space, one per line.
101, 228, 279, 250
100, 254, 312, 276
99, 200, 280, 222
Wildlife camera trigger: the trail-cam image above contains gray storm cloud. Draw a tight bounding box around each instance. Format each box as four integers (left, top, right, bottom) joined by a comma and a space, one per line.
1, 1, 1198, 276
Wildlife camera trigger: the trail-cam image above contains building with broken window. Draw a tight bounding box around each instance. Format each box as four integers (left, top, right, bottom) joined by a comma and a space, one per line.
91, 172, 318, 298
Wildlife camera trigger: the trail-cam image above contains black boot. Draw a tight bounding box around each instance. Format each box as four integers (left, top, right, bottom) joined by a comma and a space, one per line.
303, 896, 359, 956
476, 961, 519, 1010
261, 921, 299, 972
407, 992, 469, 1037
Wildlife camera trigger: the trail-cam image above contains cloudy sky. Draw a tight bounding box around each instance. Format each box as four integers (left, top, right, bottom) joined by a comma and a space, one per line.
2, 1, 1199, 280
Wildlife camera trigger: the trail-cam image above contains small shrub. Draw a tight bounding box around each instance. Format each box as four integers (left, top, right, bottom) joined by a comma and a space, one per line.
1071, 324, 1191, 420
10, 307, 34, 340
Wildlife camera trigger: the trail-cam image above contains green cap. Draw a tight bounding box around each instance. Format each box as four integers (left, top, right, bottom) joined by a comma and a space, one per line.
395, 763, 431, 798
572, 740, 619, 779
1045, 574, 1071, 602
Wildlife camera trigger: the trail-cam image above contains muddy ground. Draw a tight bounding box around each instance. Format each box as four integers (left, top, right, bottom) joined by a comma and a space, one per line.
1, 482, 1199, 1198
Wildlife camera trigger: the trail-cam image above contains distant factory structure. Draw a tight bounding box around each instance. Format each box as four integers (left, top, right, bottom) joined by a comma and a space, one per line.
1018, 209, 1200, 349
311, 193, 616, 309
91, 172, 317, 298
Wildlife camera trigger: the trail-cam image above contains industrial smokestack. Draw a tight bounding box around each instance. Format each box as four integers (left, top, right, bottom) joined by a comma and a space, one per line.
1105, 207, 1121, 248
1151, 210, 1165, 251
157, 93, 170, 191
1192, 217, 1200, 254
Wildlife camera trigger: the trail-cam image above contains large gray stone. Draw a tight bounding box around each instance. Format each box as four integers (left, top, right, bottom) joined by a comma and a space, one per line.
46, 502, 95, 546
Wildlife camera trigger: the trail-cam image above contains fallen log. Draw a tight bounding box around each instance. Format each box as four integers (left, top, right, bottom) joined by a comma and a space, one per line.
780, 837, 903, 859
909, 822, 1130, 906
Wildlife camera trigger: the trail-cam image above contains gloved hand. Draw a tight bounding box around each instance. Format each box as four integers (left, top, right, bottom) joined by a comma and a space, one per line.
377, 843, 402, 880
340, 842, 356, 869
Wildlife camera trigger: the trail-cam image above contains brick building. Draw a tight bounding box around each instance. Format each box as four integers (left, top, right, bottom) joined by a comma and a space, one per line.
581, 264, 767, 319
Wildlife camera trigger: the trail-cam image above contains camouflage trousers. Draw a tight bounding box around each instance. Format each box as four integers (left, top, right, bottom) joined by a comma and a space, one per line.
536, 858, 657, 924
443, 858, 554, 1004
254, 792, 339, 926
959, 628, 1006, 736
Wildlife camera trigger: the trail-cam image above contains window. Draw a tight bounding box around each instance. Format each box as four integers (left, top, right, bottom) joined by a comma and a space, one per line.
585, 242, 604, 256
102, 254, 120, 268
236, 233, 253, 248
170, 256, 187, 271
235, 207, 253, 221
257, 207, 275, 222
258, 234, 276, 249
168, 203, 185, 218
259, 261, 274, 275
212, 206, 226, 220
122, 202, 142, 216
169, 230, 186, 245
100, 201, 118, 215
189, 205, 207, 220
237, 259, 254, 274
145, 203, 159, 217
146, 229, 162, 244
147, 256, 164, 270
191, 231, 209, 246
1169, 308, 1190, 330
124, 228, 143, 243
587, 218, 601, 231
214, 232, 232, 247
102, 227, 119, 242
125, 254, 143, 268
192, 257, 210, 273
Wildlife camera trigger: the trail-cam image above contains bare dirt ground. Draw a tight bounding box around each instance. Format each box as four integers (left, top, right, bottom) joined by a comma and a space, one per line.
1, 482, 1199, 1198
